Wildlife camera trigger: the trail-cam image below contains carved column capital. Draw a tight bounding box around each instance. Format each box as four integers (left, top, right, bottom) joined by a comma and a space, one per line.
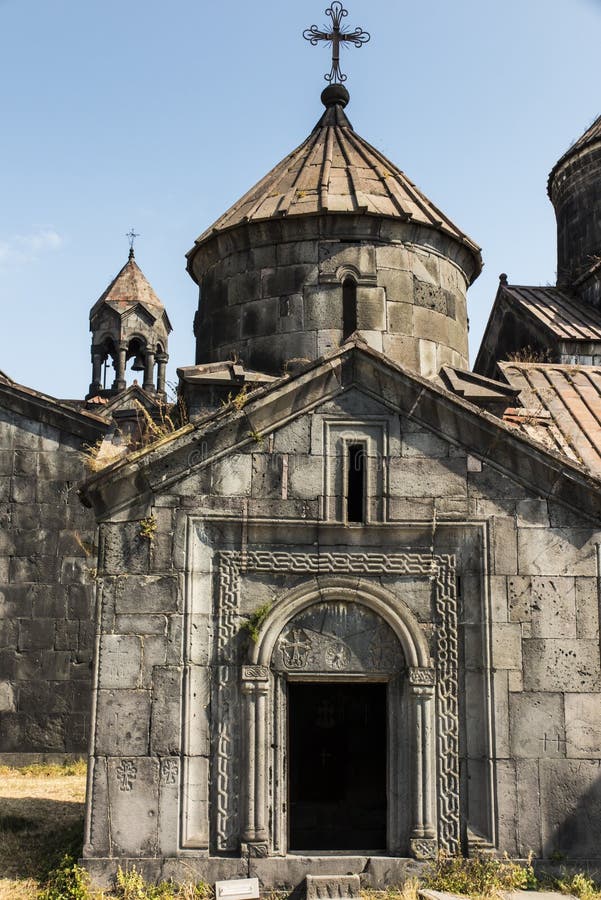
407, 666, 436, 688
242, 665, 269, 682
410, 837, 437, 860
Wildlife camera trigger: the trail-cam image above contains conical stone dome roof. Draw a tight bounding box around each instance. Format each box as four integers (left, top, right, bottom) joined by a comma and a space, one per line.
189, 89, 480, 264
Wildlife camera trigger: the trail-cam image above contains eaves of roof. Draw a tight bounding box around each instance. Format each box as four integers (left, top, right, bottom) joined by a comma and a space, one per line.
0, 379, 108, 441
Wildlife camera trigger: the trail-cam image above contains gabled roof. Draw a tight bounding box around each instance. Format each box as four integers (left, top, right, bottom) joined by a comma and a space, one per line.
500, 361, 601, 473
0, 376, 108, 441
79, 341, 601, 523
90, 253, 173, 332
188, 95, 481, 272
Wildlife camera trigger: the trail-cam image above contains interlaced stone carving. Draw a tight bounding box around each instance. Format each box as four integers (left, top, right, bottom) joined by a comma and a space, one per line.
215, 549, 459, 853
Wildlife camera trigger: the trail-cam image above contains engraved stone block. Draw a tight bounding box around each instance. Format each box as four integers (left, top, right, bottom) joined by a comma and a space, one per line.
216, 878, 260, 900
305, 875, 360, 900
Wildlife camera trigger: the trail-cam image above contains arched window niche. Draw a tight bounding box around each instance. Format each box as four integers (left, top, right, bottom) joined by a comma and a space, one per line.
240, 579, 437, 860
342, 274, 358, 339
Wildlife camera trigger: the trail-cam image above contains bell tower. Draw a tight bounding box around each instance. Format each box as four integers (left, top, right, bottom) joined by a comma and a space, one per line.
87, 244, 172, 399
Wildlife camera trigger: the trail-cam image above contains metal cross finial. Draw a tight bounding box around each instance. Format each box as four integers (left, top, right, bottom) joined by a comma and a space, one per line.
126, 228, 139, 259
303, 2, 370, 84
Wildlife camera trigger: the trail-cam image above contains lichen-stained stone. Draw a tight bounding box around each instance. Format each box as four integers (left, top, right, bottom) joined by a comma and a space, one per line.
95, 690, 151, 755
108, 757, 159, 857
564, 693, 601, 758
523, 639, 601, 692
509, 692, 565, 758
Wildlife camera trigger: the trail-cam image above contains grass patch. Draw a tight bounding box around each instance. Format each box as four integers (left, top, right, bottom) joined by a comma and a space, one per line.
423, 851, 538, 897
0, 760, 87, 779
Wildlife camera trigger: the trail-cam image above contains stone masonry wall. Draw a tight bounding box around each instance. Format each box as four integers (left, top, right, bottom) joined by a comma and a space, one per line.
192, 217, 472, 378
83, 385, 601, 882
0, 405, 98, 759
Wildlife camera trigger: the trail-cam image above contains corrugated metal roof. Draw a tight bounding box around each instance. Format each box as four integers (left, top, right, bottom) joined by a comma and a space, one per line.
503, 284, 601, 342
500, 361, 601, 473
190, 100, 481, 264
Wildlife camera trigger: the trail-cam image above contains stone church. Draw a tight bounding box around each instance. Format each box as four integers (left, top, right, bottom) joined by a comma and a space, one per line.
4, 16, 601, 891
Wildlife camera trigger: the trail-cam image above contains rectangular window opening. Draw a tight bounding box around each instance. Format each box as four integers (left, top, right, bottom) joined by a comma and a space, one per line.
347, 443, 365, 524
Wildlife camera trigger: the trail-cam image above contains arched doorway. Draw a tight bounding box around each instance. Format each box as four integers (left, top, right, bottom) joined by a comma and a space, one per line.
240, 580, 437, 859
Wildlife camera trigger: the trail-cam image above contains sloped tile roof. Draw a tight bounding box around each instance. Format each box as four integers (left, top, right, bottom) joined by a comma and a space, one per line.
502, 284, 601, 342
190, 100, 481, 264
500, 361, 601, 473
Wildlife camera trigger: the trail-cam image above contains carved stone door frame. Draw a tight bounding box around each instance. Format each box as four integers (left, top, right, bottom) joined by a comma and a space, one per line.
242, 578, 442, 859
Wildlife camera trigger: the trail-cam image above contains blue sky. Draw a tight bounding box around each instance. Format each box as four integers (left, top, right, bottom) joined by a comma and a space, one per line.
1, 0, 601, 397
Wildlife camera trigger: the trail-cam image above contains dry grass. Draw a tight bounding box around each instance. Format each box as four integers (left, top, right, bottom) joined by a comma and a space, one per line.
0, 765, 86, 898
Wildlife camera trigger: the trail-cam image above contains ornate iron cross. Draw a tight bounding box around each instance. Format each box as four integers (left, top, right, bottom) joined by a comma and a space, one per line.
303, 2, 370, 84
126, 227, 139, 259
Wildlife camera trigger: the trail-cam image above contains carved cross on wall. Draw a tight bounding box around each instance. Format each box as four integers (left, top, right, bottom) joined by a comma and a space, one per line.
303, 2, 370, 84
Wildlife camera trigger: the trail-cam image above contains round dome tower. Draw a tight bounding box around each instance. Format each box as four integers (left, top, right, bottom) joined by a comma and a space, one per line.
187, 88, 482, 378
549, 113, 601, 307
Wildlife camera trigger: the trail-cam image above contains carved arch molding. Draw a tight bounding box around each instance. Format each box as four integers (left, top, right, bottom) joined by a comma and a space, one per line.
212, 551, 459, 857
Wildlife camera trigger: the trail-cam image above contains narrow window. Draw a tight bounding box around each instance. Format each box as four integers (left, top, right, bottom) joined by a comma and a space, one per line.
342, 277, 357, 339
347, 443, 365, 523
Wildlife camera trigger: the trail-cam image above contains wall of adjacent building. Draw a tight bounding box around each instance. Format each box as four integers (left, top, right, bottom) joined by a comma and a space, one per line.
0, 402, 99, 760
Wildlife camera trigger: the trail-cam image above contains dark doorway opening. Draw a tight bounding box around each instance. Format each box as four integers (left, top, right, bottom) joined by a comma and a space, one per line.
288, 682, 387, 851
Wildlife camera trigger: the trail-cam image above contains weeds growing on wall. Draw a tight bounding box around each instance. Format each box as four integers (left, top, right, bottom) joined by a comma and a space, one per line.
241, 601, 272, 642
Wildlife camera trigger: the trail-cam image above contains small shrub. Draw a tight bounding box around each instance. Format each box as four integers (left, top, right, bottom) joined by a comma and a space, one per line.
241, 601, 272, 642
140, 515, 158, 541
115, 867, 214, 899
555, 871, 601, 900
38, 854, 90, 900
424, 851, 537, 897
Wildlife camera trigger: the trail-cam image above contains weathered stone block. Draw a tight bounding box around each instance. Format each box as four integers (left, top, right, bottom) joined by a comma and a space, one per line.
388, 458, 466, 498
150, 668, 182, 755
401, 431, 449, 458
211, 455, 252, 496
508, 576, 576, 638
509, 692, 564, 758
99, 635, 142, 689
115, 576, 179, 615
517, 528, 599, 576
95, 690, 151, 755
523, 639, 601, 691
564, 693, 601, 758
540, 759, 601, 857
108, 756, 159, 856
356, 287, 386, 330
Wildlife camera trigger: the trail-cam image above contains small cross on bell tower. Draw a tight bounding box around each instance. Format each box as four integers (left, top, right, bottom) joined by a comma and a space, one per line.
303, 2, 370, 85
